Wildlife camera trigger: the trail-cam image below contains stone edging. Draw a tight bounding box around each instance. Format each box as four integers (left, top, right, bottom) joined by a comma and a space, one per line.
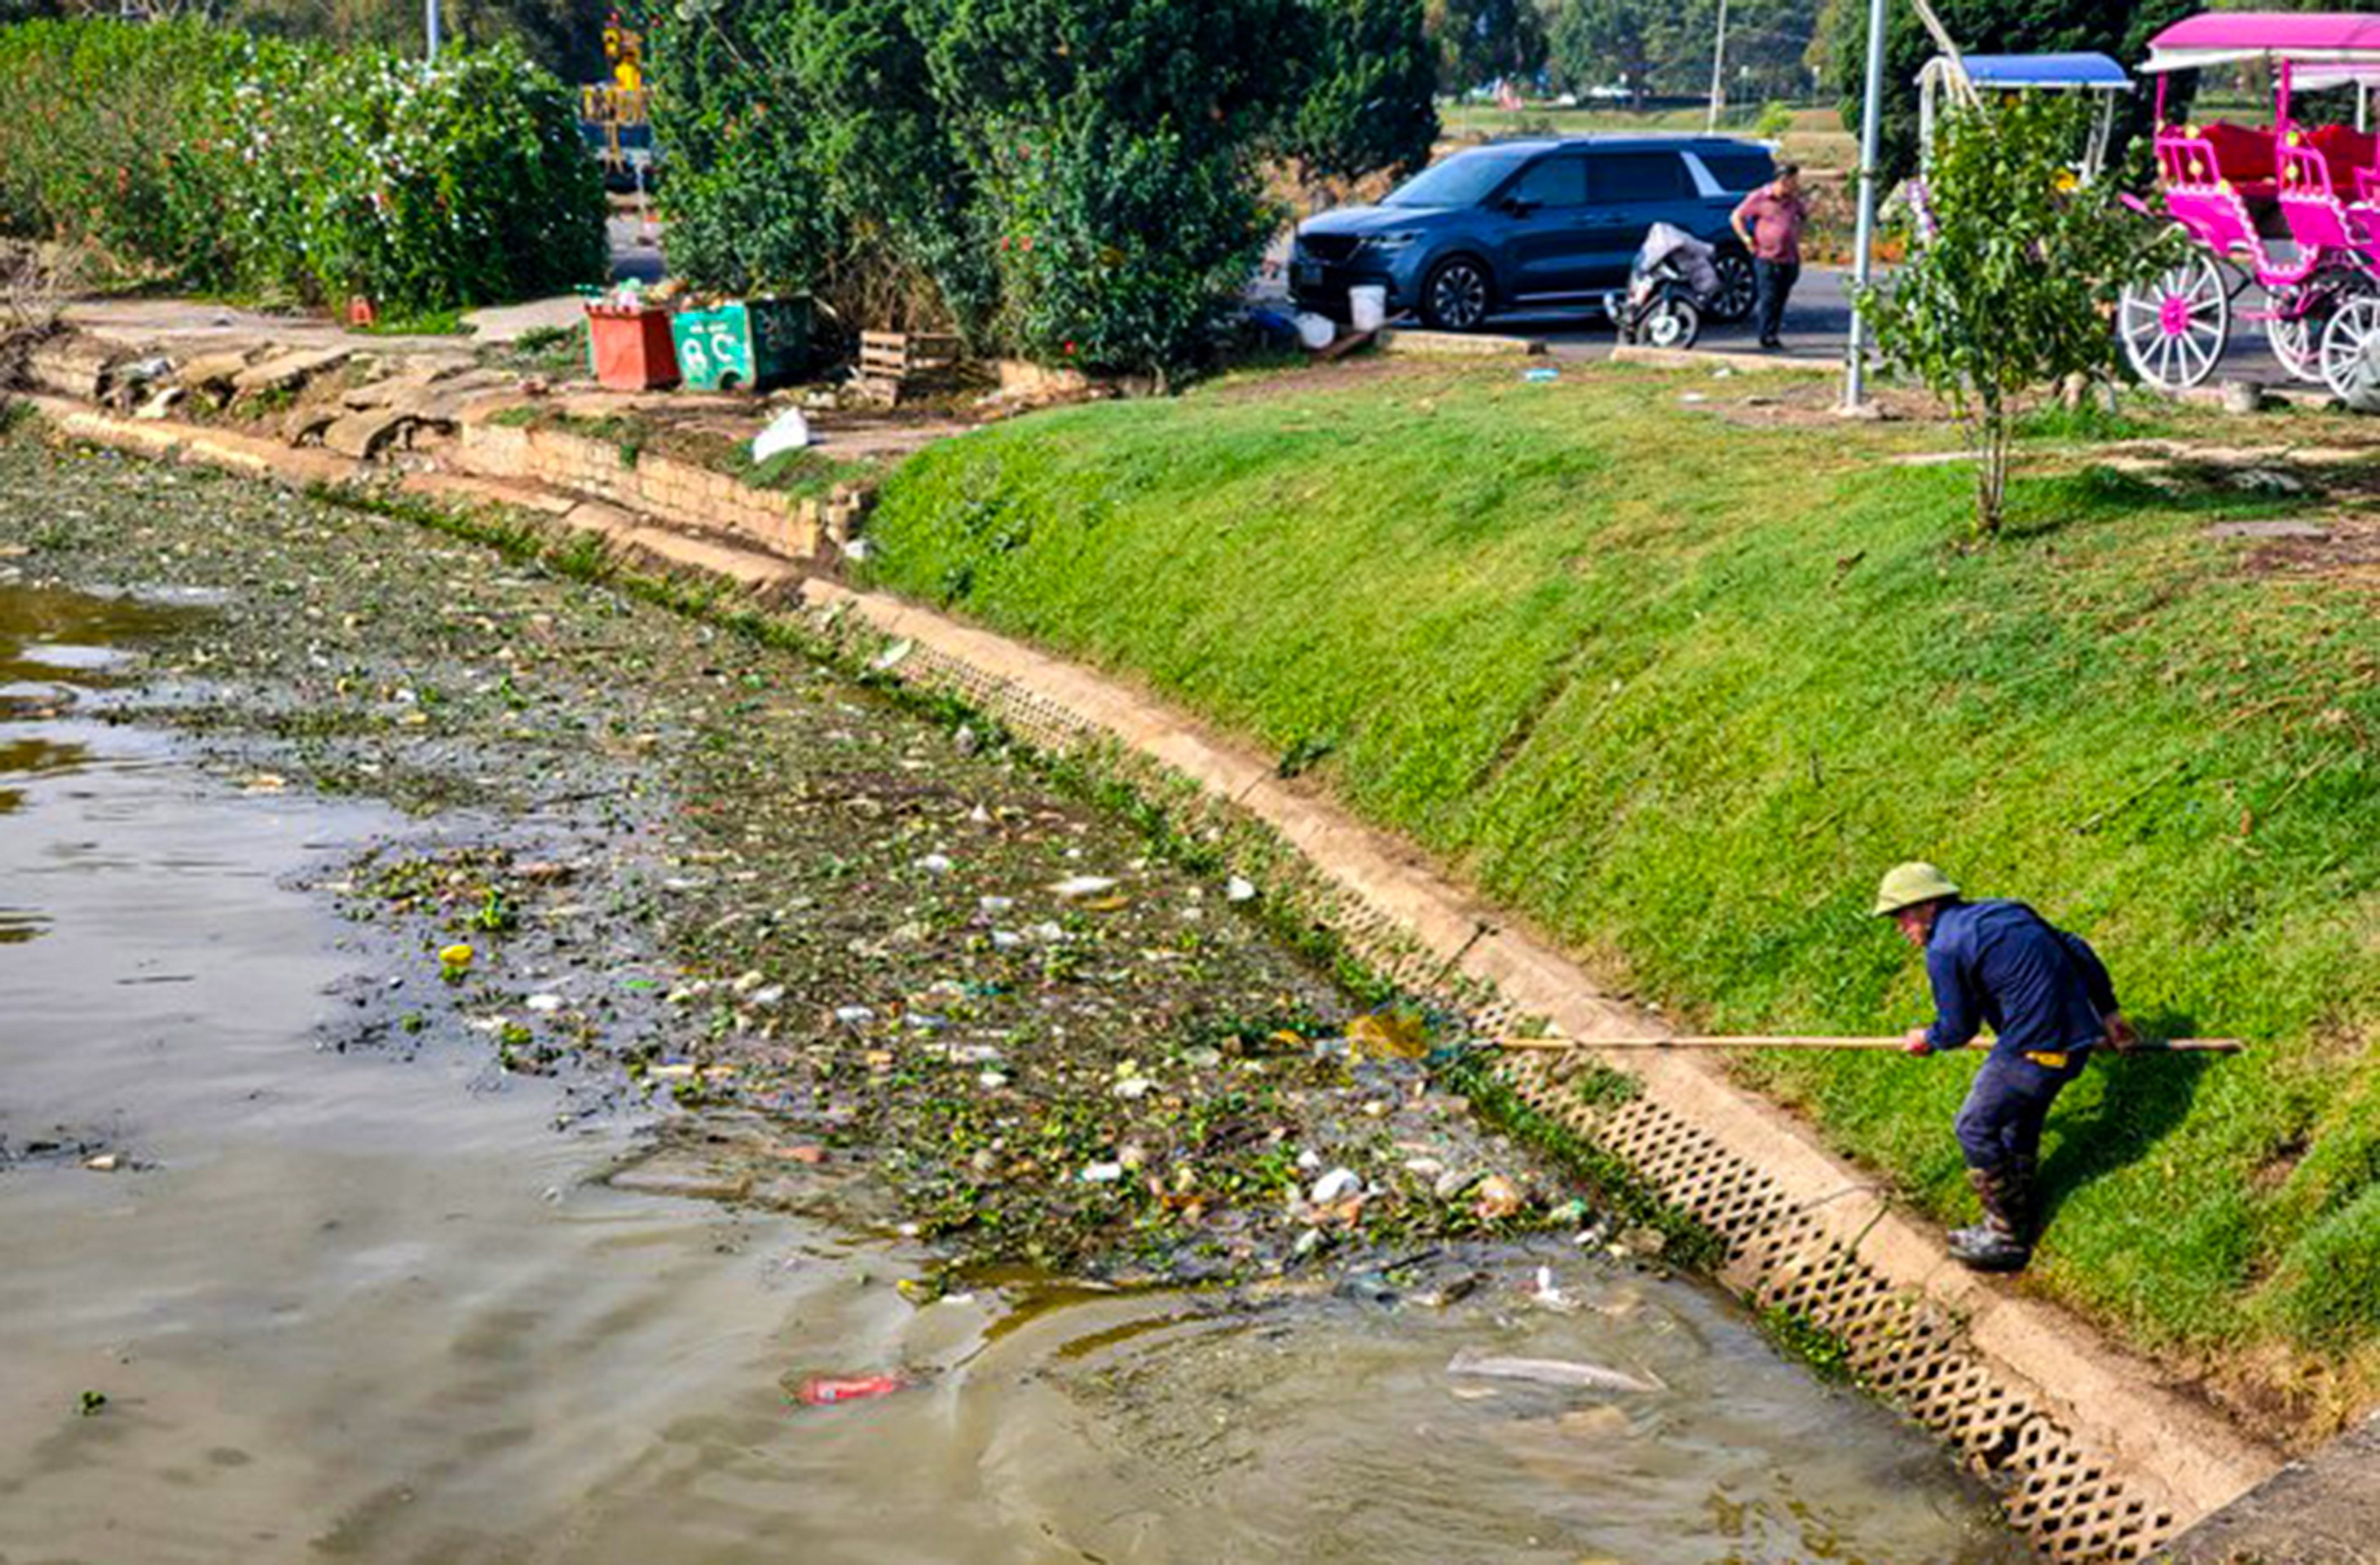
16, 393, 2290, 1563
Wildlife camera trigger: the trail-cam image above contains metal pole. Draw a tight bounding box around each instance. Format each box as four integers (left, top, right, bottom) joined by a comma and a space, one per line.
1842, 0, 1889, 412
426, 0, 440, 61
1707, 0, 1731, 132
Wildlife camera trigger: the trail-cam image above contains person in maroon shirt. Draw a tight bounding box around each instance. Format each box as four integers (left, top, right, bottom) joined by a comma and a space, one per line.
1730, 163, 1807, 350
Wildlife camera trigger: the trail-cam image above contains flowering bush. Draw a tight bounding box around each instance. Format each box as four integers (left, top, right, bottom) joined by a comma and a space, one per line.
0, 19, 606, 312
981, 122, 1276, 381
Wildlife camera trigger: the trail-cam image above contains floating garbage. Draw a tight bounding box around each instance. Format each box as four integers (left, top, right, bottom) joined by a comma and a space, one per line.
1309, 1167, 1362, 1205
1446, 1347, 1659, 1395
795, 1373, 906, 1407
1471, 1173, 1526, 1220
1527, 1264, 1582, 1315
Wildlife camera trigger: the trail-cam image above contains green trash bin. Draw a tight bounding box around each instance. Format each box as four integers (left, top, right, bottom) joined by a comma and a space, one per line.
668, 296, 809, 392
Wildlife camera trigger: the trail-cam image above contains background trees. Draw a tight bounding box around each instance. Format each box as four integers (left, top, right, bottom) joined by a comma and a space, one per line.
651, 0, 1438, 379
1826, 0, 2197, 182
1540, 0, 1820, 108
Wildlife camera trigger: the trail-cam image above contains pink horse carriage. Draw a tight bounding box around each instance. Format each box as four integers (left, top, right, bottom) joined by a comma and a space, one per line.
2125, 12, 2380, 407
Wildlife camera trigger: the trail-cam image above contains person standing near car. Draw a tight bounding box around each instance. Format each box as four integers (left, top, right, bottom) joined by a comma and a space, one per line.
1730, 162, 1806, 350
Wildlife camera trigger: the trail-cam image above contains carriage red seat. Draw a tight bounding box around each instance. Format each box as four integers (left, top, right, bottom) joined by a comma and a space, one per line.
2308, 121, 2380, 198
2198, 121, 2279, 200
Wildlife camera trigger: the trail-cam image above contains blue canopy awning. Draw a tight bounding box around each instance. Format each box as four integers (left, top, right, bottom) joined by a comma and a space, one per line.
1942, 52, 2132, 92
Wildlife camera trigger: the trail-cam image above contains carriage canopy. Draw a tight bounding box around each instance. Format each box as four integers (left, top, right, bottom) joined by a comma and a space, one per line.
2145, 13, 2380, 90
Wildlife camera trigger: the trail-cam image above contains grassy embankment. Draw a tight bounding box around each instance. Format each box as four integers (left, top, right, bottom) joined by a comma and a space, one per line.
857, 359, 2380, 1441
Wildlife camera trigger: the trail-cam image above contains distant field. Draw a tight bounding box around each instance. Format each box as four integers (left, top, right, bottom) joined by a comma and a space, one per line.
1438, 102, 1858, 173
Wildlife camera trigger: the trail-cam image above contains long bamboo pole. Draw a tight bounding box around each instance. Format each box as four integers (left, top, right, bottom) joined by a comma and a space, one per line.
1493, 1034, 2246, 1054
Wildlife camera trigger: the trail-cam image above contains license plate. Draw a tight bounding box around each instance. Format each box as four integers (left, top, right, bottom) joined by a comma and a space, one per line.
1293, 261, 1323, 289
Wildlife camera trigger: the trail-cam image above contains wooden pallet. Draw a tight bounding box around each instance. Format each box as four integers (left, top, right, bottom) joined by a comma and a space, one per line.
857, 331, 963, 402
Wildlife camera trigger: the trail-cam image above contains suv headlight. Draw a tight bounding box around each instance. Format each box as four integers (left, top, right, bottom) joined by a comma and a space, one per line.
1359, 231, 1421, 253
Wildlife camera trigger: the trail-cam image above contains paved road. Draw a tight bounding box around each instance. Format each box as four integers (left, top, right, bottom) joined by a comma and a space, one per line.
1512, 265, 1855, 365
1483, 263, 2294, 388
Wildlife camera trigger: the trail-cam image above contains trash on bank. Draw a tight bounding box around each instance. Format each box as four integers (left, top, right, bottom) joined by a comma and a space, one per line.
1293, 312, 1337, 351
1521, 366, 1560, 383
751, 406, 813, 463
1446, 1347, 1660, 1395
795, 1373, 908, 1407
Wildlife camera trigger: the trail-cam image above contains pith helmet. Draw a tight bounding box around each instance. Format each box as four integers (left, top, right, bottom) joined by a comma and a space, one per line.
1873, 862, 1960, 917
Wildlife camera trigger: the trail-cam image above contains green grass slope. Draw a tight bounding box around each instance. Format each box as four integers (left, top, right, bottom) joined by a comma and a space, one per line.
860, 362, 2380, 1439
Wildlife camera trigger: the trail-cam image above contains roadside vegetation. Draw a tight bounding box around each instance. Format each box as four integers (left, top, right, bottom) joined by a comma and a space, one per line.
0, 18, 605, 313
858, 358, 2380, 1442
648, 0, 1436, 381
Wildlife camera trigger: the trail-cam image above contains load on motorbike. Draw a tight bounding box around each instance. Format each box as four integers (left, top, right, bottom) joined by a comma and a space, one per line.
1608, 223, 1721, 350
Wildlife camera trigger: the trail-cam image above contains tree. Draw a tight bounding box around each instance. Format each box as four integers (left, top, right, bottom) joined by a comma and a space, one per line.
654, 0, 1421, 377
1857, 95, 2177, 535
1281, 0, 1439, 185
1828, 0, 2197, 185
1544, 0, 1818, 107
1423, 0, 1545, 95
1547, 0, 1654, 105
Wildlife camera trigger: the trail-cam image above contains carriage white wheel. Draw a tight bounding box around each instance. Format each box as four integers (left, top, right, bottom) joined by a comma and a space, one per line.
2318, 294, 2380, 410
2265, 309, 2325, 382
2118, 258, 2230, 393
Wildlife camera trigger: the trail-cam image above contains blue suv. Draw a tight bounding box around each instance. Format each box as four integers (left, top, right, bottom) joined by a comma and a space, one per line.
1289, 135, 1775, 331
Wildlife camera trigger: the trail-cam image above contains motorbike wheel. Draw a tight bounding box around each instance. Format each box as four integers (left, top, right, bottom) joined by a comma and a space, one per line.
1645, 297, 1701, 350
1709, 249, 1756, 324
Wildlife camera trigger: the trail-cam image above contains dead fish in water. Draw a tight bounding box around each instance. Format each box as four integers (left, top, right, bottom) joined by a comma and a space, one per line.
1446, 1346, 1662, 1395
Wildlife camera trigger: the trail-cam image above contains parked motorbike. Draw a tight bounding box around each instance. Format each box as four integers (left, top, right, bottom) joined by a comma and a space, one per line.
1607, 223, 1721, 351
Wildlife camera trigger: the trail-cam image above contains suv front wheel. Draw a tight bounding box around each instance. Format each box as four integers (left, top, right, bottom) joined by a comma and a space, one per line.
1711, 247, 1756, 324
1421, 256, 1493, 332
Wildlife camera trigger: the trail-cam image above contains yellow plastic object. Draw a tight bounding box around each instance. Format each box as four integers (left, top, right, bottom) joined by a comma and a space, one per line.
1347, 1012, 1429, 1061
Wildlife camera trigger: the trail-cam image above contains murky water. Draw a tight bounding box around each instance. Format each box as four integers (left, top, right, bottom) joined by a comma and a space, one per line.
0, 581, 2023, 1564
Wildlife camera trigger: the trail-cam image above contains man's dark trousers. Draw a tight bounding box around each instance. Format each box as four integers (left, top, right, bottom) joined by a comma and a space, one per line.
1754, 258, 1799, 346
1954, 1051, 2088, 1170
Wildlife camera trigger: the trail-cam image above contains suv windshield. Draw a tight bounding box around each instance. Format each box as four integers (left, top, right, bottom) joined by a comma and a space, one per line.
1382, 148, 1531, 209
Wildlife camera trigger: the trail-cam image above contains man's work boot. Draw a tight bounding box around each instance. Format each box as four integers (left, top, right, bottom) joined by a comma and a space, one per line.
1949, 1163, 2034, 1273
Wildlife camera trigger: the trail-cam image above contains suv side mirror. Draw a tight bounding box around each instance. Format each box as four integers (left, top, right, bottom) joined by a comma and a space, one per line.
1499, 196, 1540, 218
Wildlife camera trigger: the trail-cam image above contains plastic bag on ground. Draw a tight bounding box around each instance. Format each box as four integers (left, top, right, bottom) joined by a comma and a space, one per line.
752, 407, 813, 464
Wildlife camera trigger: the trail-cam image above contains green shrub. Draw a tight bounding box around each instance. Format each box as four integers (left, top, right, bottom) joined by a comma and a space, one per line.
649, 0, 1431, 377
1282, 0, 1436, 184
0, 18, 606, 311
980, 120, 1276, 380
1754, 99, 1795, 140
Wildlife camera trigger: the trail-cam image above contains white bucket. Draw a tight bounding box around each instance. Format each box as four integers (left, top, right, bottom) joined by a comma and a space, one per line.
1347, 284, 1388, 333
1294, 311, 1337, 351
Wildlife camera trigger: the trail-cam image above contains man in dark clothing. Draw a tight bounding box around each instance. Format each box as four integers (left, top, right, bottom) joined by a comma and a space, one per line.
1873, 862, 2137, 1272
1730, 161, 1807, 350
